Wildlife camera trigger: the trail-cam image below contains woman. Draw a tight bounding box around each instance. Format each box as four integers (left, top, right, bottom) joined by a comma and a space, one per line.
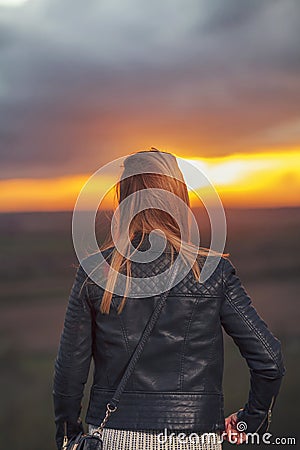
53, 149, 285, 449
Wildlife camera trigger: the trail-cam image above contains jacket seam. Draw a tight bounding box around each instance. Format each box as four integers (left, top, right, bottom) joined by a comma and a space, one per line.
88, 293, 222, 300
91, 386, 223, 395
205, 325, 220, 383
53, 268, 92, 406
78, 269, 91, 313
222, 259, 282, 372
53, 392, 83, 398
111, 299, 131, 354
111, 297, 136, 389
179, 297, 201, 389
84, 277, 94, 314
172, 294, 221, 298
84, 280, 98, 362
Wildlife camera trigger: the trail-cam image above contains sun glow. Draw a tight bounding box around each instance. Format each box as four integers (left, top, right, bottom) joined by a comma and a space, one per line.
178, 151, 300, 208
0, 151, 299, 212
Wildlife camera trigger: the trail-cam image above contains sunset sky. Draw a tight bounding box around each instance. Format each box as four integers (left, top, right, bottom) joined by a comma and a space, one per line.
0, 0, 300, 211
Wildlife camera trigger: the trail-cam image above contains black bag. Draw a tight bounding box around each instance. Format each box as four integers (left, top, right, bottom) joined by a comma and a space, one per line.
64, 431, 103, 450
62, 262, 180, 450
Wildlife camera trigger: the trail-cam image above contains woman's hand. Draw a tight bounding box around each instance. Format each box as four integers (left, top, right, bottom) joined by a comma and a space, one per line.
224, 412, 247, 445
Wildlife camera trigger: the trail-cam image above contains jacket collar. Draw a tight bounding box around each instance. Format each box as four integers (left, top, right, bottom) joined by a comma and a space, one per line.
131, 232, 172, 253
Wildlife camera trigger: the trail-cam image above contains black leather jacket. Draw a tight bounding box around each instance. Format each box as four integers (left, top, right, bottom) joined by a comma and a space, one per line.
53, 240, 285, 449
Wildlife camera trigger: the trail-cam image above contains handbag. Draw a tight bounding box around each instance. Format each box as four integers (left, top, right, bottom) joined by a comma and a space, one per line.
62, 261, 180, 450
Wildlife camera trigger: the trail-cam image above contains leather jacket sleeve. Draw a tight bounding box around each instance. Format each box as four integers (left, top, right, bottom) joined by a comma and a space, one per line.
52, 265, 93, 449
220, 258, 286, 434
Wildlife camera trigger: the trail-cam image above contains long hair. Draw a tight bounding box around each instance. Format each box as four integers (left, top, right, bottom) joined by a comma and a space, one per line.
98, 148, 226, 314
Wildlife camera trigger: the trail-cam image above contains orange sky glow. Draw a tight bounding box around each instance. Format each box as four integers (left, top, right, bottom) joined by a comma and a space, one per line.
1, 150, 299, 212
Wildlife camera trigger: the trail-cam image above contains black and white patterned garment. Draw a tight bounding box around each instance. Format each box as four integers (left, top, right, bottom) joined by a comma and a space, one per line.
88, 424, 222, 450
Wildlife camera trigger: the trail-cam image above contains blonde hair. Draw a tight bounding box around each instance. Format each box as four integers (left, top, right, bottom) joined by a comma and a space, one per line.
98, 149, 227, 314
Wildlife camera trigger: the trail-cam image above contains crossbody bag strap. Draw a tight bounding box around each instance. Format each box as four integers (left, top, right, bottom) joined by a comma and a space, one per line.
93, 260, 180, 435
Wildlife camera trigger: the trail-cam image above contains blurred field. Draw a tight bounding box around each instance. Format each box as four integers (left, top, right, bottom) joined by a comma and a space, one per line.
0, 208, 299, 449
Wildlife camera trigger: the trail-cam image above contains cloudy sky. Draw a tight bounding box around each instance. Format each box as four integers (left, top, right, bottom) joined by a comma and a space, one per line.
0, 0, 300, 210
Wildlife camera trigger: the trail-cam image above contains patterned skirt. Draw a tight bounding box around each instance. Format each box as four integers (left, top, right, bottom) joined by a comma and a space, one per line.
88, 424, 222, 450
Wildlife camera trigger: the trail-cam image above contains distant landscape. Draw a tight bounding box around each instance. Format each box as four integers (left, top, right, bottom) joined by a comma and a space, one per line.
0, 207, 299, 449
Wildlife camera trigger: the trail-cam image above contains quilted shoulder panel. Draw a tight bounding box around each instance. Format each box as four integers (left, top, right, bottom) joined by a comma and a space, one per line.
81, 247, 224, 299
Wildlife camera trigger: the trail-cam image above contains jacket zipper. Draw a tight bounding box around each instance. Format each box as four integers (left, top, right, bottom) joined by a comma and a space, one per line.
61, 421, 68, 450
254, 395, 275, 434
266, 395, 275, 433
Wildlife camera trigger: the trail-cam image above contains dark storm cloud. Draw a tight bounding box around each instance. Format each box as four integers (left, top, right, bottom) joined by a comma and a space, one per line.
0, 0, 300, 179
202, 0, 266, 31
